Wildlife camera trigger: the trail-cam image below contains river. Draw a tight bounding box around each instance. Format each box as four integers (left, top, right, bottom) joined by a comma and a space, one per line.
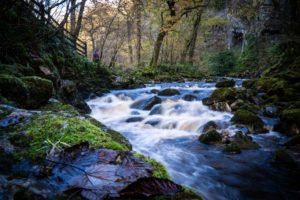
87, 80, 299, 200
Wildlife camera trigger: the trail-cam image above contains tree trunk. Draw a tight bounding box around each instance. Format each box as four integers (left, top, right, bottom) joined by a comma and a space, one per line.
74, 0, 87, 39
150, 30, 167, 67
70, 0, 76, 35
181, 8, 203, 64
136, 0, 142, 67
126, 17, 134, 64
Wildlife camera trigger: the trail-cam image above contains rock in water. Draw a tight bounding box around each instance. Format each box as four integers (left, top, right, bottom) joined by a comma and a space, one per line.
216, 79, 235, 88
199, 130, 222, 144
183, 94, 197, 101
231, 109, 267, 133
158, 88, 180, 96
232, 131, 260, 149
130, 96, 162, 110
224, 142, 241, 154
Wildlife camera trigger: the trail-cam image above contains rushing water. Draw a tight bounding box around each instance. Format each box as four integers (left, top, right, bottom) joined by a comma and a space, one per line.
87, 80, 300, 200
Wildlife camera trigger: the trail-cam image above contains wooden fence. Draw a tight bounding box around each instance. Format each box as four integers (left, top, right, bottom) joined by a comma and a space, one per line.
22, 0, 87, 56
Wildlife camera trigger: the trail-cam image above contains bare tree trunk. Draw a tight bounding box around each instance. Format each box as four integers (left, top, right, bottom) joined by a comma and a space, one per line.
74, 0, 87, 39
150, 30, 167, 67
70, 0, 76, 35
135, 0, 142, 67
126, 17, 134, 64
180, 8, 203, 64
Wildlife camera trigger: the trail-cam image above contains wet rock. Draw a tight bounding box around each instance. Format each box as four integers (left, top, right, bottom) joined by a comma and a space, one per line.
274, 108, 300, 136
149, 104, 162, 115
284, 135, 300, 147
263, 106, 279, 117
224, 142, 241, 154
158, 88, 180, 96
231, 109, 267, 133
150, 89, 159, 94
183, 94, 197, 101
199, 130, 222, 144
59, 80, 91, 114
145, 119, 160, 126
272, 148, 295, 166
210, 102, 232, 112
119, 177, 182, 198
0, 111, 33, 128
126, 117, 144, 123
242, 79, 256, 89
131, 111, 140, 115
130, 96, 162, 110
232, 132, 260, 149
216, 79, 235, 88
201, 121, 219, 133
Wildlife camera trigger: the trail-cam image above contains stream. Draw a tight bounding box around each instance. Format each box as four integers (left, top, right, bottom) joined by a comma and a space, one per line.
87, 80, 300, 200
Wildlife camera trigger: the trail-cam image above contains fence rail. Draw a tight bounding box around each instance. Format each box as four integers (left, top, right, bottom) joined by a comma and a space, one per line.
22, 0, 87, 56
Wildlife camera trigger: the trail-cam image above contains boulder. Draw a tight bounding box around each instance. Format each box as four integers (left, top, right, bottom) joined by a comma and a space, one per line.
130, 96, 162, 110
224, 142, 241, 154
272, 148, 295, 166
231, 109, 267, 133
274, 108, 300, 136
232, 132, 260, 149
21, 76, 53, 108
0, 74, 28, 106
59, 79, 91, 114
215, 79, 235, 88
201, 121, 219, 133
126, 117, 144, 123
158, 88, 180, 96
242, 79, 257, 89
183, 94, 197, 101
199, 130, 222, 144
263, 106, 279, 117
284, 135, 300, 147
149, 104, 162, 115
202, 88, 239, 106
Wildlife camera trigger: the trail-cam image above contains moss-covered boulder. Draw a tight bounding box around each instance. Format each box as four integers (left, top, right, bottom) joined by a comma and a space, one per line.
158, 88, 180, 96
231, 109, 267, 133
242, 79, 257, 89
21, 76, 53, 108
0, 64, 35, 77
274, 107, 300, 136
272, 148, 295, 166
232, 132, 260, 149
199, 130, 222, 144
0, 74, 29, 106
216, 79, 235, 88
224, 142, 241, 154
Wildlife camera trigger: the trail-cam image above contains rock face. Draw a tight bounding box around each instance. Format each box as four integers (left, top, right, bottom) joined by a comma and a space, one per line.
158, 88, 180, 96
216, 79, 235, 88
231, 109, 267, 133
130, 96, 162, 110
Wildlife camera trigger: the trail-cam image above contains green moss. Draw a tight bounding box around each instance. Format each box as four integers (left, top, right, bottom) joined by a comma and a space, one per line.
242, 79, 257, 89
280, 108, 300, 124
21, 76, 54, 108
224, 142, 241, 154
254, 77, 288, 95
134, 153, 170, 180
0, 74, 29, 105
210, 88, 238, 101
231, 109, 264, 131
39, 103, 79, 115
24, 113, 129, 158
233, 132, 260, 149
199, 130, 222, 144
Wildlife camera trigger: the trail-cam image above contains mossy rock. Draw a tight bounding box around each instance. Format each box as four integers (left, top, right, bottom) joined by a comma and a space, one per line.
272, 148, 295, 165
233, 132, 260, 149
224, 142, 241, 154
0, 64, 35, 77
231, 109, 266, 133
210, 88, 239, 102
0, 74, 29, 106
242, 79, 257, 89
22, 113, 129, 158
199, 130, 222, 144
254, 77, 288, 96
158, 88, 180, 96
215, 79, 235, 88
21, 76, 54, 108
274, 108, 300, 136
39, 102, 79, 115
